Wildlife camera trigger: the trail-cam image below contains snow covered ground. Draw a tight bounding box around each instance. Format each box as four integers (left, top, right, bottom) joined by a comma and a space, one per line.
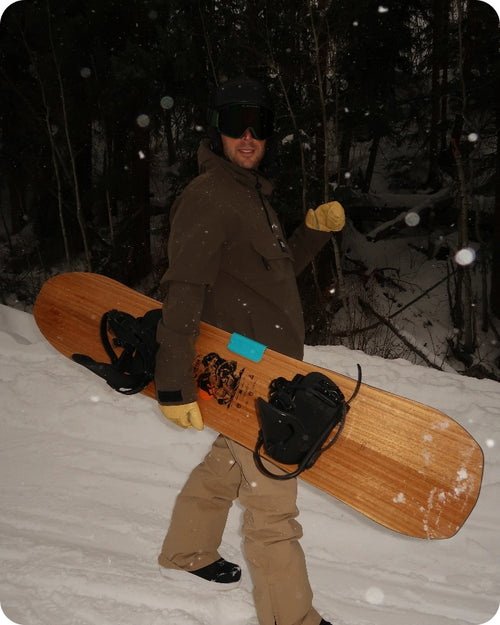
1, 302, 499, 625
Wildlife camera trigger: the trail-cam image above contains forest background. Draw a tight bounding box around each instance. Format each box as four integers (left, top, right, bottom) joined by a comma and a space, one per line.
1, 0, 499, 379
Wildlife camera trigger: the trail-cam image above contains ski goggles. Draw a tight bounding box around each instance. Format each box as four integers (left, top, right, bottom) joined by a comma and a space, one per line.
216, 104, 274, 140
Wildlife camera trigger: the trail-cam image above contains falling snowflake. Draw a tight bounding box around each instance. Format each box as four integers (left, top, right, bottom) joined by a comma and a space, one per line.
405, 212, 420, 227
136, 114, 150, 128
454, 247, 476, 267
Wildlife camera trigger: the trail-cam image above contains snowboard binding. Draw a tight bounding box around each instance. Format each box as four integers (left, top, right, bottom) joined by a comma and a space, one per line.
72, 308, 162, 395
254, 366, 362, 479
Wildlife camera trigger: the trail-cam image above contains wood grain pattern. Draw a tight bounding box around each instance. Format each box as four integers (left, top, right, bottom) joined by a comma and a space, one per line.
34, 272, 484, 539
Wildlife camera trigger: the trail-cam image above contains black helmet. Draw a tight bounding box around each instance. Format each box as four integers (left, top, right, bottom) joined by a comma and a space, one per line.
211, 77, 274, 113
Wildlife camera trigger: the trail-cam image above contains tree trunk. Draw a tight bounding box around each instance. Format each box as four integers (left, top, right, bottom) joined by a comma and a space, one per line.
165, 109, 177, 166
490, 104, 500, 319
439, 0, 450, 153
362, 131, 381, 193
338, 121, 353, 184
427, 0, 448, 190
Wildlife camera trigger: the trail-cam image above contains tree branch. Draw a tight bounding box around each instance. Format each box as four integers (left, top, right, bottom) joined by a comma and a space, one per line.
358, 298, 444, 370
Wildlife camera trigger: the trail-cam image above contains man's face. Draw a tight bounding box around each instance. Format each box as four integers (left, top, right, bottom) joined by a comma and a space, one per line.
221, 129, 267, 170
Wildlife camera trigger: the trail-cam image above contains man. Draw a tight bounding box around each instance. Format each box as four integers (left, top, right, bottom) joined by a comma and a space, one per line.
154, 77, 344, 625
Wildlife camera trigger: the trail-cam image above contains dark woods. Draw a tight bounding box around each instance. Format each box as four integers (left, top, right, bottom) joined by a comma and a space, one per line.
1, 0, 499, 375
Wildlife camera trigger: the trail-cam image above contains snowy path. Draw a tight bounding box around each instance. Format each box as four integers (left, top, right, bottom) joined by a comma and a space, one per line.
0, 304, 499, 625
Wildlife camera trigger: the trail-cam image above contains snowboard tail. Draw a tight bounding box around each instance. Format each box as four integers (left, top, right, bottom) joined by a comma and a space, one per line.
33, 272, 484, 539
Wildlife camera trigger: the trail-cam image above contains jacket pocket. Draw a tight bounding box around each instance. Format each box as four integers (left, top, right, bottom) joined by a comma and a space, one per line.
250, 238, 295, 272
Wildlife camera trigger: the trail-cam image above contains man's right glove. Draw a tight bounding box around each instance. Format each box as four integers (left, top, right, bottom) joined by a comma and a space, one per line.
159, 402, 204, 430
305, 201, 345, 232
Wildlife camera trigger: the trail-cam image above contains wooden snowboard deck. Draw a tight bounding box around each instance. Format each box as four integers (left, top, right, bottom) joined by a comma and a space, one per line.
33, 272, 484, 539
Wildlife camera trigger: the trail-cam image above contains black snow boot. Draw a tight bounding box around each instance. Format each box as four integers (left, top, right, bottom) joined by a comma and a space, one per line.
190, 557, 241, 584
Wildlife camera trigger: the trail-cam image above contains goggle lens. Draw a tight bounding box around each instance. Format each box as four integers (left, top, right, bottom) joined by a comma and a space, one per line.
217, 104, 274, 140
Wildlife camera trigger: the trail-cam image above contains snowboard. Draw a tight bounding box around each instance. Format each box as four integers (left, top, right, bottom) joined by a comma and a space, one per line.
33, 272, 484, 540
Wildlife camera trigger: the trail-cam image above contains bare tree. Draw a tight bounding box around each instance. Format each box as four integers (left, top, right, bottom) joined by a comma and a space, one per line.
16, 10, 71, 267
448, 0, 476, 358
490, 104, 500, 320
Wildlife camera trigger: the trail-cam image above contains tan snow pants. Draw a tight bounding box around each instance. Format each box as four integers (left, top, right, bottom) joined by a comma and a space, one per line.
158, 434, 322, 625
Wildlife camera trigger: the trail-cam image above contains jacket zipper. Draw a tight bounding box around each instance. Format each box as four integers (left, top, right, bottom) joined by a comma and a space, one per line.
253, 172, 288, 264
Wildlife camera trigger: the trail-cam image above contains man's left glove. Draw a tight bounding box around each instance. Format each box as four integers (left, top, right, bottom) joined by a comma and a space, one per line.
305, 201, 345, 232
159, 402, 204, 430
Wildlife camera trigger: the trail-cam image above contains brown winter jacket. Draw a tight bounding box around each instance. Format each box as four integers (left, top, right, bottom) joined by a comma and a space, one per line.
155, 140, 330, 405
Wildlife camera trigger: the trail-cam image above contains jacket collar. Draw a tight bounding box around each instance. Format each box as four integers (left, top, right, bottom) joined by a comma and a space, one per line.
197, 139, 274, 196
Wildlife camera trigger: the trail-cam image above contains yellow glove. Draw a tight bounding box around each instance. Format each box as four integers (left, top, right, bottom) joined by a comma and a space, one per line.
159, 401, 204, 431
305, 201, 345, 232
